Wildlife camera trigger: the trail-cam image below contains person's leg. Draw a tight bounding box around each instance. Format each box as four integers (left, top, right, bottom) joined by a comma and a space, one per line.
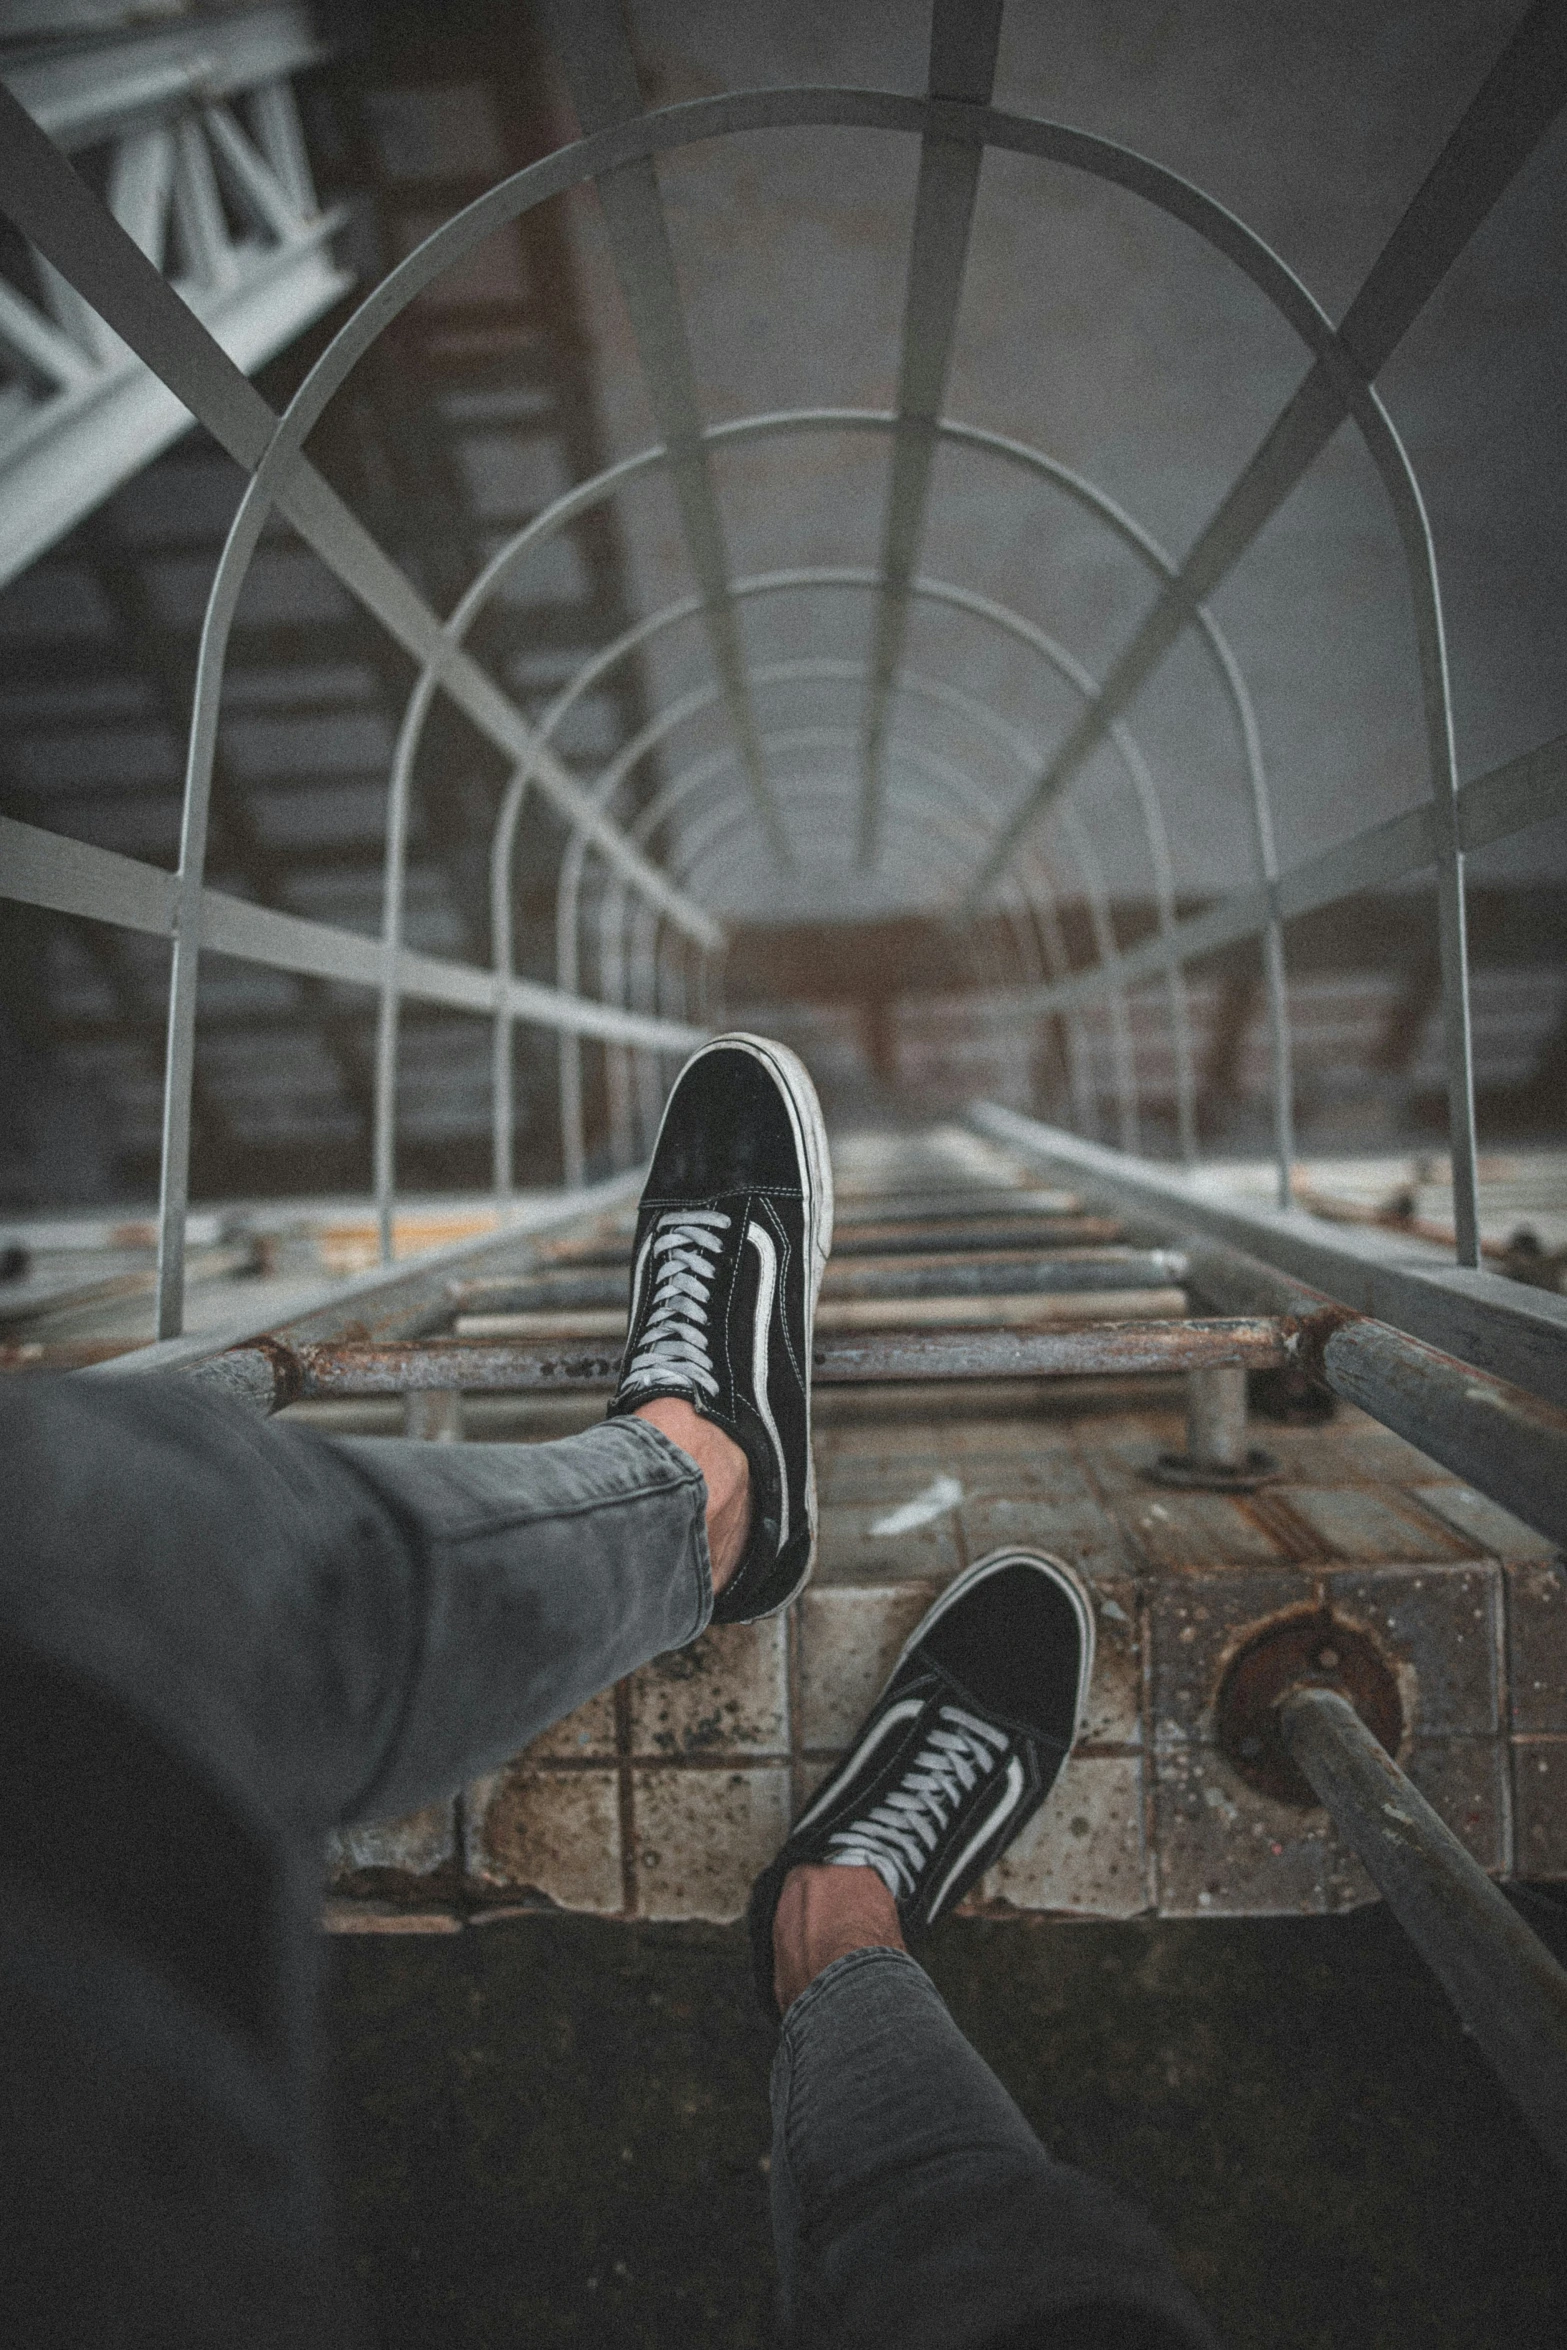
0, 1370, 741, 2345
748, 1547, 1225, 2350
768, 1865, 1220, 2350
0, 1029, 829, 2343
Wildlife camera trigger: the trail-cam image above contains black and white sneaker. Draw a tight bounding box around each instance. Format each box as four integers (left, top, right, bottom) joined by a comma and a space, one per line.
746, 1549, 1096, 2019
607, 1032, 833, 1625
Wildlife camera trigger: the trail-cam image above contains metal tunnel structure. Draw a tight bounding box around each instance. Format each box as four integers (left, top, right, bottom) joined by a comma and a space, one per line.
4, 0, 1567, 2177
0, 0, 1561, 1337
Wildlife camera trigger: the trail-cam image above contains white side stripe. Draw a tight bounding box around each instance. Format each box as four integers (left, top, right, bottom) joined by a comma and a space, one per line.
790, 1696, 927, 1837
625, 1227, 653, 1341
928, 1754, 1027, 1916
746, 1218, 788, 1552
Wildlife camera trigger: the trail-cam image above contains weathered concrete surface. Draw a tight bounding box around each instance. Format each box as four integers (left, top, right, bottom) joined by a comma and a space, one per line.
324, 1898, 1567, 2348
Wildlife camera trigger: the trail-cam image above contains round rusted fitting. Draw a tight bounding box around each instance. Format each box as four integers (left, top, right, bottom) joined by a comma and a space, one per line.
1214, 1606, 1403, 1807
1143, 1445, 1280, 1493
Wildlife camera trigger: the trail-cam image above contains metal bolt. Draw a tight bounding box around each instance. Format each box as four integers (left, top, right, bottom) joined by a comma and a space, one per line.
1316, 1646, 1340, 1671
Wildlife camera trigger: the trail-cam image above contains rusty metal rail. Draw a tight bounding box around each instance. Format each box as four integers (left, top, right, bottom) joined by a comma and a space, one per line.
1280, 1686, 1567, 2174
189, 1314, 1290, 1412
974, 1108, 1567, 1553
450, 1245, 1188, 1312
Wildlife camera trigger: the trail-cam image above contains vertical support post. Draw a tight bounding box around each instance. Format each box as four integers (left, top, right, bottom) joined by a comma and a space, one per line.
404, 1388, 462, 1442
490, 764, 532, 1217
1056, 802, 1139, 1154
1381, 448, 1481, 1267
1260, 908, 1296, 1209
1186, 1363, 1249, 1473
375, 676, 436, 1267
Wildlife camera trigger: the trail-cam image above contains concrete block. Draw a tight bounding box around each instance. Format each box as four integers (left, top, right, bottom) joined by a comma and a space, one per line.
1275, 1486, 1469, 1564
816, 1498, 962, 1583
1513, 1738, 1567, 1878
959, 1490, 1136, 1587
632, 1766, 793, 1922
1148, 1568, 1315, 1746
628, 1618, 787, 1758
1116, 1489, 1289, 1572
1328, 1564, 1500, 1733
798, 1581, 936, 1752
1403, 1738, 1509, 1874
1507, 1559, 1567, 1733
978, 1754, 1149, 1917
524, 1686, 619, 1761
1152, 1746, 1374, 1917
465, 1764, 623, 1913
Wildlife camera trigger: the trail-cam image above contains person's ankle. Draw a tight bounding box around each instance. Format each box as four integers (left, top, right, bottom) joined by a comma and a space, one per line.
632, 1397, 750, 1594
772, 1860, 906, 2016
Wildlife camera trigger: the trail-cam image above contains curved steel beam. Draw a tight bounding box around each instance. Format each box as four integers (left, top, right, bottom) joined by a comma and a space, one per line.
579, 737, 1092, 1177
530, 589, 1198, 1156
392, 410, 1264, 1190
155, 78, 1481, 1311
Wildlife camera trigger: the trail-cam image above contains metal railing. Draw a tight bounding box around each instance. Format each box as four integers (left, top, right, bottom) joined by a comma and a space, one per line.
5, 0, 1566, 2183
2, 0, 1564, 1343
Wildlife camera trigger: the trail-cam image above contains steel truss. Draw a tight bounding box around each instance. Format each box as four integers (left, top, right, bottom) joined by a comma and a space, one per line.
0, 4, 352, 586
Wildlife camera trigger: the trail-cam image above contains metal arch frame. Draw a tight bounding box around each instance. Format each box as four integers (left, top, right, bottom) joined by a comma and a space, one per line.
610, 730, 1064, 1111
555, 734, 1030, 1185
396, 405, 1274, 1214
534, 0, 787, 867
565, 727, 1051, 1181
535, 627, 1142, 1183
1, 24, 1560, 1324
517, 564, 1199, 1179
575, 729, 1093, 1185
665, 756, 1065, 1134
580, 666, 1149, 1156
277, 68, 1524, 1269
610, 771, 1070, 1164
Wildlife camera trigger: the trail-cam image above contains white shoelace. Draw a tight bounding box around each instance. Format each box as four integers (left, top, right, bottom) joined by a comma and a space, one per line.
620, 1208, 731, 1402
826, 1703, 1011, 1901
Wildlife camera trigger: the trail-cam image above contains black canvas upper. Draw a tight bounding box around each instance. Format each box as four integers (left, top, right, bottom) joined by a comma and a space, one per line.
746, 1552, 1092, 2020
608, 1038, 826, 1625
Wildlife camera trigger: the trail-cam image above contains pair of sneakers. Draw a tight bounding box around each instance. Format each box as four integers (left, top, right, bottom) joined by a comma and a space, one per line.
607, 1034, 1096, 2022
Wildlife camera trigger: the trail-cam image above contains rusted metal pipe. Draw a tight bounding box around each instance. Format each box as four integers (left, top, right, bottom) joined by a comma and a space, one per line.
455, 1288, 1188, 1340
215, 1315, 1289, 1406
1279, 1685, 1567, 2176
451, 1246, 1188, 1314
835, 1187, 1079, 1224
537, 1213, 1125, 1265
1295, 1312, 1567, 1554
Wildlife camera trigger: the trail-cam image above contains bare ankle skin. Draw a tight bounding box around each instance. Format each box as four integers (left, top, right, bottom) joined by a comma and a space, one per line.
772, 1860, 906, 2017
632, 1397, 750, 1594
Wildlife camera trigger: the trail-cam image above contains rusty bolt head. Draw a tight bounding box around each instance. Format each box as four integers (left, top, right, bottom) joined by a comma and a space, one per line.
1215, 1608, 1402, 1808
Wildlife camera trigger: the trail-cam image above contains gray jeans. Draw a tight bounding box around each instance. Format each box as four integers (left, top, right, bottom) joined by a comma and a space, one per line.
0, 1374, 1217, 2348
